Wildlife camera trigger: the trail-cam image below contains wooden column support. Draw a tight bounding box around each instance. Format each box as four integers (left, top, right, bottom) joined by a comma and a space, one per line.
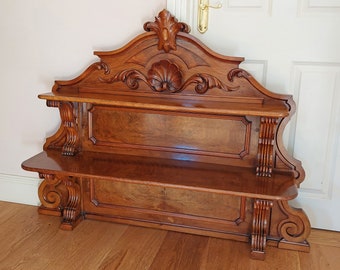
251, 199, 273, 260
60, 177, 83, 230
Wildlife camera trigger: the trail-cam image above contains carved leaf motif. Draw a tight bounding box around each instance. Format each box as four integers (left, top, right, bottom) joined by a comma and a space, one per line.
228, 68, 251, 82
96, 61, 110, 75
143, 9, 190, 52
99, 60, 239, 94
99, 70, 147, 89
183, 73, 239, 94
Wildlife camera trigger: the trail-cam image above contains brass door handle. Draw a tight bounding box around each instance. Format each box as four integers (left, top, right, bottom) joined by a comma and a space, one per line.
198, 0, 222, 33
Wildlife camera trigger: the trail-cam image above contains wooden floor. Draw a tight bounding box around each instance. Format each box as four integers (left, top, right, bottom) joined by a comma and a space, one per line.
1, 201, 339, 270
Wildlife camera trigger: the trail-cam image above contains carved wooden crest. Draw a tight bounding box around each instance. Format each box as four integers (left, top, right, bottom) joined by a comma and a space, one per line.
143, 9, 190, 52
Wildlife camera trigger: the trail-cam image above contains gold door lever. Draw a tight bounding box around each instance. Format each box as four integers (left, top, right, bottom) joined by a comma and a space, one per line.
198, 0, 222, 33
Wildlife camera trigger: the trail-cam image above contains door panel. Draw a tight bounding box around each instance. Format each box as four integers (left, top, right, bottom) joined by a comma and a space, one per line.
167, 0, 340, 230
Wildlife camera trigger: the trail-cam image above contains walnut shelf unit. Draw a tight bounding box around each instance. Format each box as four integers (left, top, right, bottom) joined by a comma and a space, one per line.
22, 9, 310, 260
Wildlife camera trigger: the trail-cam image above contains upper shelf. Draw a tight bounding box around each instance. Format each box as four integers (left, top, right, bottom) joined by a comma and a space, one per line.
38, 91, 289, 118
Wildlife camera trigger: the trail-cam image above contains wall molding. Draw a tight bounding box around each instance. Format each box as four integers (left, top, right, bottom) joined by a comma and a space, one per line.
167, 0, 194, 23
305, 0, 340, 8
298, 0, 340, 16
226, 0, 273, 15
240, 60, 267, 85
0, 173, 40, 206
289, 62, 340, 199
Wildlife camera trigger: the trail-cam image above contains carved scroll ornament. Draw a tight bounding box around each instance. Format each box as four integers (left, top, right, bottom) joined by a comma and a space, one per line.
278, 200, 311, 244
228, 68, 251, 82
38, 173, 67, 215
99, 59, 238, 94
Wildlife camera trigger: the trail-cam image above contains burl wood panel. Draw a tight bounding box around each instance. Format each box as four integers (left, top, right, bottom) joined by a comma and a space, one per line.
89, 179, 244, 220
88, 106, 253, 159
82, 178, 253, 239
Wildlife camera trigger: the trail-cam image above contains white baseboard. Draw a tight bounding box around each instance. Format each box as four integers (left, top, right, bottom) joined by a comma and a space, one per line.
0, 173, 40, 206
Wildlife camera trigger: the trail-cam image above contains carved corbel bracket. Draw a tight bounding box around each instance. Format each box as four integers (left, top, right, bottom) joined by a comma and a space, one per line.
60, 176, 83, 230
256, 117, 278, 177
44, 101, 80, 156
251, 199, 273, 260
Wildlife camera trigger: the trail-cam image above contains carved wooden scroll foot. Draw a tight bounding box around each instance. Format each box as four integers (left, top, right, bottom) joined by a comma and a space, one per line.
277, 200, 311, 252
60, 177, 83, 230
38, 174, 83, 230
38, 173, 67, 217
251, 199, 273, 260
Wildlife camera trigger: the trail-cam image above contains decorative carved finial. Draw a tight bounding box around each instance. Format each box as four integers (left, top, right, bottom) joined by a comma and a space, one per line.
143, 9, 190, 53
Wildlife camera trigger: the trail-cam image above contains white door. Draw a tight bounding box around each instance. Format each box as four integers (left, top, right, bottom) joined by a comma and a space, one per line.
167, 0, 340, 231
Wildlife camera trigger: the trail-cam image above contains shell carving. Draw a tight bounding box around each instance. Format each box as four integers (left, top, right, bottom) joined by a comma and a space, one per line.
147, 60, 182, 92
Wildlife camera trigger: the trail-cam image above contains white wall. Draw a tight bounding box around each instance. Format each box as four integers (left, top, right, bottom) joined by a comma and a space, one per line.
0, 0, 166, 205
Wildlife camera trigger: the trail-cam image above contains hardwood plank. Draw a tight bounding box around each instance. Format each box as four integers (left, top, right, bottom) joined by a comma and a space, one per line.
200, 237, 248, 270
37, 221, 129, 269
298, 244, 340, 270
308, 229, 340, 248
0, 202, 55, 262
0, 202, 62, 268
1, 202, 340, 269
0, 201, 128, 269
94, 226, 167, 270
200, 238, 301, 270
149, 231, 209, 270
0, 200, 167, 270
